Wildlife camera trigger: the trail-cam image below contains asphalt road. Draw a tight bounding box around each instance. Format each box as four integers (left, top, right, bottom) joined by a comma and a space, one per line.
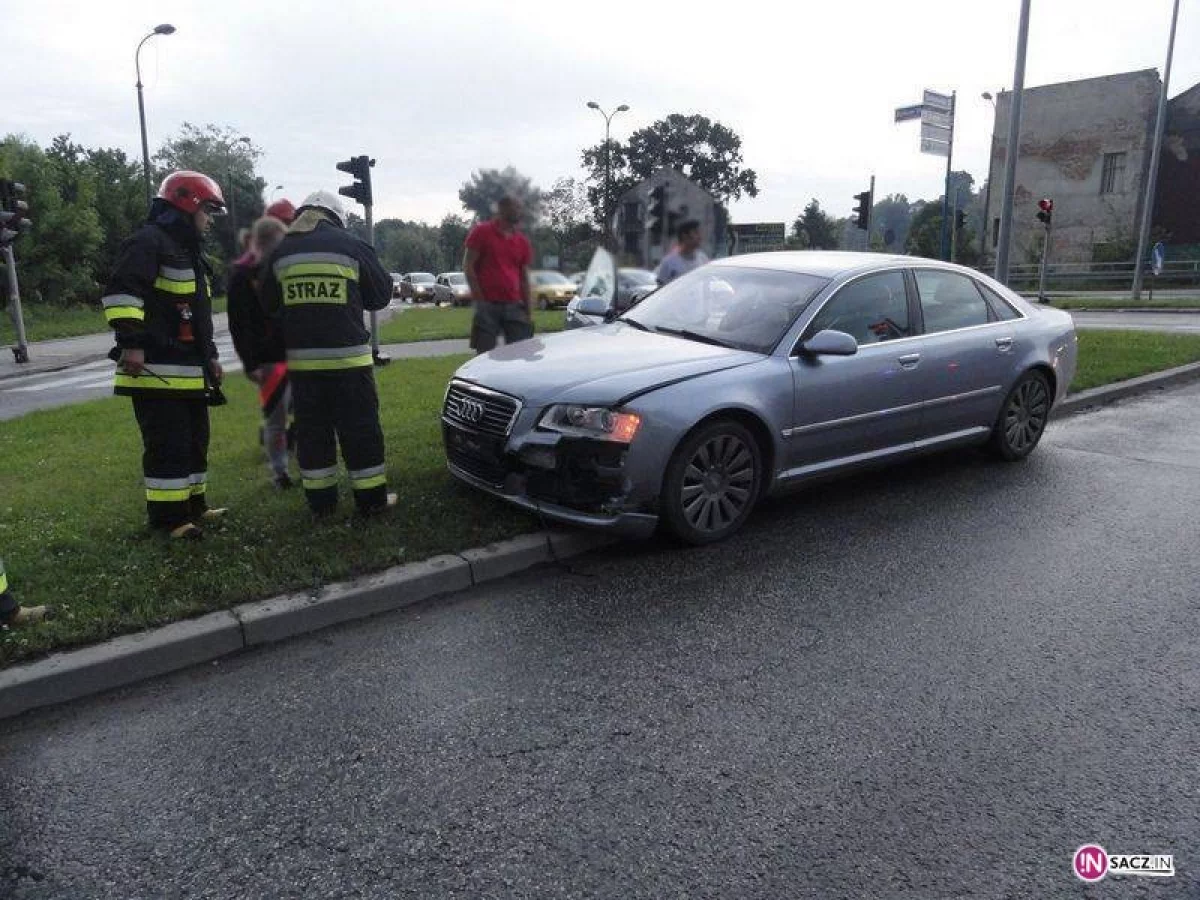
2, 382, 1198, 898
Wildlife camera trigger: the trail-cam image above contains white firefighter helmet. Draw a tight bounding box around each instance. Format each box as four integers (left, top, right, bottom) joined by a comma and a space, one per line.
297, 190, 347, 228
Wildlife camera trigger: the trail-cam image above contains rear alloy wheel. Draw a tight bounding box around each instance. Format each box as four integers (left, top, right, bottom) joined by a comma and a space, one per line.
988, 370, 1051, 461
663, 420, 762, 544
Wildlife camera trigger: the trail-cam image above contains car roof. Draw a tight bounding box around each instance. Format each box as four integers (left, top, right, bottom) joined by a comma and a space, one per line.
713, 250, 952, 278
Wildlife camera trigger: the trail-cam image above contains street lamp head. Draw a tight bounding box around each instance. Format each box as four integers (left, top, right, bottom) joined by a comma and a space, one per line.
586, 101, 600, 110
154, 23, 176, 35
617, 104, 630, 112
982, 92, 994, 101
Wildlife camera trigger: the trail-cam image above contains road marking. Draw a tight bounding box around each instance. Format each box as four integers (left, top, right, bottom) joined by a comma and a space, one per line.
4, 343, 239, 394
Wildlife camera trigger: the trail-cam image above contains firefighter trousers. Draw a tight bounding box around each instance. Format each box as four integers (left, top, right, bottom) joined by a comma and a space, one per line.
291, 368, 388, 513
132, 396, 211, 529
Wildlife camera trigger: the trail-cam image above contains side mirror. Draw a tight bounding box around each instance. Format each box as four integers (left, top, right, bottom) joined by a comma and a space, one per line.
800, 329, 858, 356
577, 296, 610, 317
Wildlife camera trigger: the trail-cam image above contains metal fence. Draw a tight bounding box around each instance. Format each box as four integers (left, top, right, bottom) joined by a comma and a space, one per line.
995, 260, 1200, 293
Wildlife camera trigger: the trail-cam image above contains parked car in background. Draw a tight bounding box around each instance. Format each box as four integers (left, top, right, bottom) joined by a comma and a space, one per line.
434, 272, 472, 307
530, 270, 578, 310
390, 273, 403, 299
400, 272, 437, 303
443, 251, 1077, 544
568, 272, 586, 289
565, 265, 659, 329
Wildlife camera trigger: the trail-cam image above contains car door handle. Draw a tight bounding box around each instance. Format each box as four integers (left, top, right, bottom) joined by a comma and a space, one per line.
995, 336, 1014, 351
897, 353, 921, 369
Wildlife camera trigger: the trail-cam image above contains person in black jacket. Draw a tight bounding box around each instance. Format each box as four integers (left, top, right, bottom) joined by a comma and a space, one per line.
261, 191, 396, 517
228, 214, 292, 488
101, 170, 228, 539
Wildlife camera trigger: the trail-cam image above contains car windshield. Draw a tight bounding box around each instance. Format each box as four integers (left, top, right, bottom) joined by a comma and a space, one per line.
411, 273, 435, 283
534, 272, 569, 285
622, 265, 829, 354
620, 268, 657, 286
447, 273, 466, 284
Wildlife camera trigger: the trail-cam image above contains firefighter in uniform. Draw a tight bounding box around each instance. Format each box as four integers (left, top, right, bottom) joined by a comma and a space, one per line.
102, 171, 228, 539
261, 191, 396, 516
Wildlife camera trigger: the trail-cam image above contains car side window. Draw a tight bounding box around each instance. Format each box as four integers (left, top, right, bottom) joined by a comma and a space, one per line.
805, 271, 911, 346
977, 282, 1023, 321
915, 270, 992, 333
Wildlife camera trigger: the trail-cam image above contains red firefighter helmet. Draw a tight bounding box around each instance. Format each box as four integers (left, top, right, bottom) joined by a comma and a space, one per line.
265, 198, 297, 224
157, 171, 226, 215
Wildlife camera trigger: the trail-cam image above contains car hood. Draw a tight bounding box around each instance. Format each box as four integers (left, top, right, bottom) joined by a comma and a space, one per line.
453, 322, 760, 405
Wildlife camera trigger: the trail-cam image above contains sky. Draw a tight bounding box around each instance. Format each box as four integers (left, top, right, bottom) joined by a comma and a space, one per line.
6, 0, 1197, 228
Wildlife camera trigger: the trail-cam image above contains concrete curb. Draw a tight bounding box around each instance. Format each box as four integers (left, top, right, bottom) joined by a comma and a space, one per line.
0, 351, 110, 382
1052, 360, 1200, 420
0, 530, 617, 721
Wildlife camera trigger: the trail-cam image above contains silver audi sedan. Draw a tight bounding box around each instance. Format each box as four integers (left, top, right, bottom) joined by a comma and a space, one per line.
441, 252, 1077, 544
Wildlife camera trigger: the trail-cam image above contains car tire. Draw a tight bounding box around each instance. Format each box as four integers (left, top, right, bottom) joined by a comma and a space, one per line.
987, 369, 1051, 461
662, 419, 763, 545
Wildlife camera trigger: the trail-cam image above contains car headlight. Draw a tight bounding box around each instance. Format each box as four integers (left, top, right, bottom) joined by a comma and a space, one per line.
539, 405, 641, 443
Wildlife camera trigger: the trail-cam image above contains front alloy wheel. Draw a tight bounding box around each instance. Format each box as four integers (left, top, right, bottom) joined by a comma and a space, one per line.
989, 370, 1051, 460
663, 420, 762, 544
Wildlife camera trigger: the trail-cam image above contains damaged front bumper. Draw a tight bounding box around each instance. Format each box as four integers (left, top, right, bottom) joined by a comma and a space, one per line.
443, 423, 658, 539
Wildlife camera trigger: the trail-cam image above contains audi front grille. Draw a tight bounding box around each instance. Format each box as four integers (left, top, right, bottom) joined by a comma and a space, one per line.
442, 381, 520, 437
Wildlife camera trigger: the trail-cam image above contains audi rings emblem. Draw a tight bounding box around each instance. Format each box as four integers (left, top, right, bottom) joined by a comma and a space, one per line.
454, 397, 486, 424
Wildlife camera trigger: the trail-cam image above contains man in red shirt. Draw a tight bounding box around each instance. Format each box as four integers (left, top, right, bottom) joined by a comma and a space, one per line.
463, 195, 534, 353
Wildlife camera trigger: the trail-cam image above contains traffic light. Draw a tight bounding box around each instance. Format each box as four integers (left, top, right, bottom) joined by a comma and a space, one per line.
336, 155, 375, 207
954, 210, 966, 231
1036, 197, 1053, 226
851, 189, 871, 231
0, 179, 31, 246
646, 184, 666, 242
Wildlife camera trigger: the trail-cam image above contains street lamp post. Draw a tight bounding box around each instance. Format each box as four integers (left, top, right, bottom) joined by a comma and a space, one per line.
981, 91, 999, 266
994, 0, 1031, 285
270, 184, 284, 201
135, 24, 176, 209
586, 101, 630, 242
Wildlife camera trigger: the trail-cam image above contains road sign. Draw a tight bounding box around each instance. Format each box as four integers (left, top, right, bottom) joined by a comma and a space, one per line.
923, 90, 953, 112
894, 104, 924, 123
1151, 242, 1165, 276
921, 122, 951, 143
921, 108, 952, 129
921, 137, 950, 157
731, 223, 786, 254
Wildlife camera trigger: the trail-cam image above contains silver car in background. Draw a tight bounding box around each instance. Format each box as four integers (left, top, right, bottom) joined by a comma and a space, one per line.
443, 252, 1077, 544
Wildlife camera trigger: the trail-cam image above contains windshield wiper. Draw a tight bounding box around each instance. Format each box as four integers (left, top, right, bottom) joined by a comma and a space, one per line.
619, 316, 653, 332
654, 326, 736, 349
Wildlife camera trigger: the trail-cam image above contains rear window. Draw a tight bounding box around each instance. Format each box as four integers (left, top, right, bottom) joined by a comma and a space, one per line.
914, 270, 991, 334
977, 282, 1023, 321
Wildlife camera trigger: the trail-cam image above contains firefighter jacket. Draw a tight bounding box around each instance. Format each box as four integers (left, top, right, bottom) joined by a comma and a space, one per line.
261, 213, 392, 372
227, 255, 285, 375
102, 202, 218, 399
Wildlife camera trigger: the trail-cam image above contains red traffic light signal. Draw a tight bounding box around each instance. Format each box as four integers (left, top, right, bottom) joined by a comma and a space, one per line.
1036, 197, 1053, 226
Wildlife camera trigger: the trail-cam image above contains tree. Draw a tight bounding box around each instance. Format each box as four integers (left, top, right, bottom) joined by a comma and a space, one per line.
438, 214, 470, 270
792, 199, 840, 250
581, 113, 758, 224
537, 177, 599, 269
870, 193, 914, 251
154, 123, 266, 264
905, 202, 942, 259
83, 145, 145, 285
458, 166, 541, 226
0, 135, 103, 307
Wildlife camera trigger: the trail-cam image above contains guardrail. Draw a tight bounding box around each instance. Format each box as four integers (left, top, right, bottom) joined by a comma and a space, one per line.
990, 260, 1200, 292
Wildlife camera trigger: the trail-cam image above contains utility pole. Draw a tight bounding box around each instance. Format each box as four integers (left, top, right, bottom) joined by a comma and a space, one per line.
3, 246, 29, 363
994, 0, 1031, 285
939, 92, 957, 262
1131, 0, 1181, 300
337, 155, 389, 366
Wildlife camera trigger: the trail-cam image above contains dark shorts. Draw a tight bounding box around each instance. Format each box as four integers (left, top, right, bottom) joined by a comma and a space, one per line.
470, 301, 534, 353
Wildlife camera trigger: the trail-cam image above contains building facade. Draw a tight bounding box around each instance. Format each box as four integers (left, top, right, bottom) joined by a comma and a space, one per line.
985, 70, 1160, 265
615, 168, 726, 267
986, 69, 1200, 265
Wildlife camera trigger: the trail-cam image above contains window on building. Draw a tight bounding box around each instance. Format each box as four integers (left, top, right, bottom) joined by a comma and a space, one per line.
992, 218, 1000, 248
623, 201, 640, 226
1100, 152, 1127, 195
